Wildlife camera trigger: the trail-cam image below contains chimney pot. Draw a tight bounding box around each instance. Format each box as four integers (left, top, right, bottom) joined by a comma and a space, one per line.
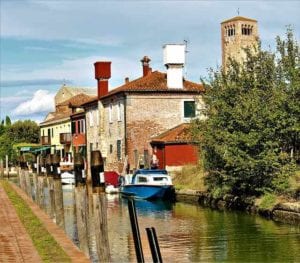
125, 77, 129, 84
94, 61, 111, 99
141, 56, 151, 77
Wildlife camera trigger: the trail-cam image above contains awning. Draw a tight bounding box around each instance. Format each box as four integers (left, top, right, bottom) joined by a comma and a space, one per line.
20, 147, 32, 152
31, 146, 51, 153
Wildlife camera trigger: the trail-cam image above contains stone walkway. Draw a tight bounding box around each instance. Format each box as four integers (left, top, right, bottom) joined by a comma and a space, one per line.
0, 185, 42, 263
10, 182, 90, 263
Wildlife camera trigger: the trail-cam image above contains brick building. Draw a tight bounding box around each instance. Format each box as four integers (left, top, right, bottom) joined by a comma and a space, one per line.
89, 44, 205, 173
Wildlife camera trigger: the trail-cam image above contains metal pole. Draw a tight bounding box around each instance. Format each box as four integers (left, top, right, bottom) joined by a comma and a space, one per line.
146, 227, 163, 263
128, 198, 144, 263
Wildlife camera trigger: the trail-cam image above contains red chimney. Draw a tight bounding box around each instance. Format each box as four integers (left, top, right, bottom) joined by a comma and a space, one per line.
140, 56, 151, 77
94, 61, 111, 99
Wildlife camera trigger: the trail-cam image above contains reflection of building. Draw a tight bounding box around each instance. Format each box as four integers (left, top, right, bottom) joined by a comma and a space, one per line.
221, 16, 259, 69
40, 88, 94, 161
150, 123, 198, 170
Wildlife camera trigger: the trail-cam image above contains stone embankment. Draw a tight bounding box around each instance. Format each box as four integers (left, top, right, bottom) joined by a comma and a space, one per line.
176, 189, 300, 225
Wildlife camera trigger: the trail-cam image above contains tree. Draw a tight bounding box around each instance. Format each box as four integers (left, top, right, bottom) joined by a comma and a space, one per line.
5, 116, 11, 126
6, 120, 40, 144
194, 29, 299, 197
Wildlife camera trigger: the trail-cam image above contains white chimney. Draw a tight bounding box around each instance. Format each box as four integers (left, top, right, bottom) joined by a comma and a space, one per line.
163, 44, 185, 89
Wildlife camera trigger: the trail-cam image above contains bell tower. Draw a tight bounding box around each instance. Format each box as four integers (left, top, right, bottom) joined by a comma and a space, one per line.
221, 16, 259, 70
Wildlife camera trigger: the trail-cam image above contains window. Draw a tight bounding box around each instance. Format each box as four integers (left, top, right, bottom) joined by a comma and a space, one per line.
109, 103, 113, 123
242, 25, 252, 35
78, 120, 81, 134
89, 111, 94, 127
184, 101, 196, 118
81, 119, 85, 133
110, 144, 113, 154
117, 101, 121, 121
138, 176, 148, 183
71, 121, 76, 134
52, 128, 54, 138
90, 143, 93, 152
117, 140, 121, 160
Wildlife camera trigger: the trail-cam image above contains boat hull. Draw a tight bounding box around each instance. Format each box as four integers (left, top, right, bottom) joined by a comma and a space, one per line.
120, 184, 174, 200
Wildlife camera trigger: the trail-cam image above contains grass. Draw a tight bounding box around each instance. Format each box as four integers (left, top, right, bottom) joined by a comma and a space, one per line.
172, 164, 207, 191
0, 180, 71, 263
256, 193, 278, 210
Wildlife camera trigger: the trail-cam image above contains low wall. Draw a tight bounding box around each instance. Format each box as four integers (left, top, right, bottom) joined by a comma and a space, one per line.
176, 190, 300, 225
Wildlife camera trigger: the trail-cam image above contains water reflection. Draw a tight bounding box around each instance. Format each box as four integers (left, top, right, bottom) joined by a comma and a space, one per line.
11, 174, 300, 263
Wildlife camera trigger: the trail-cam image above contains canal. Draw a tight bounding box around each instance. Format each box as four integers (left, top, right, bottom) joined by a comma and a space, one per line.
12, 176, 300, 262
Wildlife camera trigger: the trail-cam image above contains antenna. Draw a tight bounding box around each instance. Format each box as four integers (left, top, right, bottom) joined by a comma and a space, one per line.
237, 8, 240, 16
183, 39, 189, 79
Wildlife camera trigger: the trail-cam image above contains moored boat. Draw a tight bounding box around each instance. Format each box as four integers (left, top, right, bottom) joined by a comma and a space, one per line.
120, 169, 175, 200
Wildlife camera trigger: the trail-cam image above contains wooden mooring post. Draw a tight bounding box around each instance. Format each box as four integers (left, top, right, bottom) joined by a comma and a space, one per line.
90, 150, 111, 262
75, 185, 90, 257
74, 153, 85, 186
53, 178, 65, 229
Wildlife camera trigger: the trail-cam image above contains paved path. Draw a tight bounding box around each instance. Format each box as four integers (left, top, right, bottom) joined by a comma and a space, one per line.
0, 184, 42, 263
10, 182, 90, 263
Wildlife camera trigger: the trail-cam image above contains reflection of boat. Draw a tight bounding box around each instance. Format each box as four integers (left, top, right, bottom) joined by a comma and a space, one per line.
105, 184, 119, 194
134, 199, 173, 214
61, 171, 75, 184
120, 169, 175, 200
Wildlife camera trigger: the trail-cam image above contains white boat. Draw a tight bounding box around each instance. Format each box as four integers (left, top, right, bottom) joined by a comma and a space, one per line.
61, 171, 75, 184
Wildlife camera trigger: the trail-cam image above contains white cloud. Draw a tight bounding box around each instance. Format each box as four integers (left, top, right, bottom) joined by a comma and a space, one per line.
12, 89, 55, 116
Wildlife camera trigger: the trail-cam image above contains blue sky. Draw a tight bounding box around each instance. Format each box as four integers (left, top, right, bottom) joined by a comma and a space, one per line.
1, 0, 300, 123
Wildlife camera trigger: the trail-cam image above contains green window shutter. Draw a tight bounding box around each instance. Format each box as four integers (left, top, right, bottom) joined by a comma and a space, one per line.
184, 101, 195, 118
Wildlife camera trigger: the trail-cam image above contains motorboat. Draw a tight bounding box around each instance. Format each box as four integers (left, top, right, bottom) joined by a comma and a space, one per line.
120, 169, 175, 200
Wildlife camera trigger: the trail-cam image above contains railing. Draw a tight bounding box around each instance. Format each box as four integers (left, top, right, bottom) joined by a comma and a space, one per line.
41, 136, 51, 145
60, 133, 72, 144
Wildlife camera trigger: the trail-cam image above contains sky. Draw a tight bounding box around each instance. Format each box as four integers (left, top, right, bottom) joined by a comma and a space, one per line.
1, 0, 300, 123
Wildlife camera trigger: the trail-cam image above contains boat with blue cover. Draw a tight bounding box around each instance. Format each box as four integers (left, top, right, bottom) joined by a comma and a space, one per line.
120, 169, 175, 200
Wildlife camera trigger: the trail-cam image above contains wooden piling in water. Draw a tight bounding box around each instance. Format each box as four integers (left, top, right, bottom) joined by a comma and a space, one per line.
74, 153, 85, 186
47, 176, 55, 219
53, 179, 65, 229
90, 151, 105, 189
24, 170, 32, 198
93, 193, 111, 262
75, 185, 90, 257
37, 176, 45, 208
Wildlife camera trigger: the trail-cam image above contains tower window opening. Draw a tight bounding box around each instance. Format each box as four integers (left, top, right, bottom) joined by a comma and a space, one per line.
242, 25, 252, 35
226, 25, 235, 37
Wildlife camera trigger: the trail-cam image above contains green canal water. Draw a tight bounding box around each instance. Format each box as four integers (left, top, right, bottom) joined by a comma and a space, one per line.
62, 188, 300, 263
11, 177, 300, 262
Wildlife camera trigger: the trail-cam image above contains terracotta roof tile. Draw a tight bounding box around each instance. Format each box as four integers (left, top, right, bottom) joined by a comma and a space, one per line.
57, 93, 94, 107
39, 112, 71, 126
151, 123, 194, 144
101, 71, 204, 99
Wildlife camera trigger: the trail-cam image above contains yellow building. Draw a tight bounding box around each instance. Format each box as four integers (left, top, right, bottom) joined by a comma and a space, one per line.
39, 86, 96, 163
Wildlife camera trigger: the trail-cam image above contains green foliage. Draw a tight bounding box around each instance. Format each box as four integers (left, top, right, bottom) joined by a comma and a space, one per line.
258, 193, 277, 210
0, 134, 14, 161
5, 116, 11, 126
0, 118, 40, 163
194, 28, 299, 197
7, 120, 40, 143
